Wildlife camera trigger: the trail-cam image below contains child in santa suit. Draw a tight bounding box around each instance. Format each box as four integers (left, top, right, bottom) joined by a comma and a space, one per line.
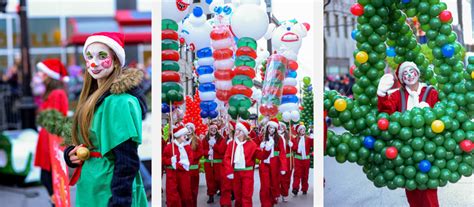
224, 120, 273, 207
290, 124, 313, 196
220, 120, 236, 207
278, 122, 293, 201
202, 121, 227, 203
34, 58, 69, 204
377, 61, 439, 207
184, 123, 203, 207
256, 118, 288, 206
162, 125, 194, 207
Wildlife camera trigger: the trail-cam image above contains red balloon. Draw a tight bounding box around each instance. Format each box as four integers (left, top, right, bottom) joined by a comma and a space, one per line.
287, 60, 298, 70
263, 86, 283, 97
234, 66, 256, 79
230, 85, 253, 97
162, 30, 178, 40
259, 104, 278, 117
385, 147, 398, 159
459, 140, 473, 153
162, 50, 179, 61
214, 69, 235, 80
213, 48, 234, 60
162, 71, 180, 82
378, 118, 389, 131
439, 10, 452, 23
216, 89, 232, 102
299, 106, 304, 110
350, 3, 364, 16
210, 28, 232, 40
282, 85, 297, 95
236, 46, 257, 59
349, 65, 356, 76
269, 54, 288, 63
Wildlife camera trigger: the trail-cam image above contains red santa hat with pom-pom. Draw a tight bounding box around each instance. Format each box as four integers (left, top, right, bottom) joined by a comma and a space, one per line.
37, 58, 69, 82
173, 125, 189, 138
83, 32, 126, 67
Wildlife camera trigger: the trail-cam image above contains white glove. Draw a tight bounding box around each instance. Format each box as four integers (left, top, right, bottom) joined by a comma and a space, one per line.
377, 74, 395, 97
288, 140, 293, 147
171, 155, 177, 169
179, 159, 190, 171
281, 171, 286, 175
418, 102, 430, 108
208, 149, 214, 156
260, 142, 266, 149
265, 139, 274, 151
227, 174, 234, 179
209, 139, 216, 146
309, 134, 314, 139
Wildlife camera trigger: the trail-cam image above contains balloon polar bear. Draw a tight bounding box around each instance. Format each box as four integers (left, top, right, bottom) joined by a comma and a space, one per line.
162, 0, 191, 22
208, 0, 234, 26
265, 19, 310, 122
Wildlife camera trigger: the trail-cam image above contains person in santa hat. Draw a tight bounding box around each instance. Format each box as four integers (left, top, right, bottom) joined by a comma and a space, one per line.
220, 120, 236, 207
184, 123, 203, 207
33, 58, 69, 205
278, 121, 293, 201
377, 62, 439, 207
256, 118, 288, 206
202, 120, 227, 203
290, 123, 313, 196
162, 125, 194, 206
63, 32, 148, 207
224, 120, 273, 207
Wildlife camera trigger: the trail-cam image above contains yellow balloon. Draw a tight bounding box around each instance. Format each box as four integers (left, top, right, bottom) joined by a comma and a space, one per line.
334, 99, 347, 112
471, 71, 474, 79
356, 51, 369, 64
431, 120, 445, 133
77, 147, 90, 161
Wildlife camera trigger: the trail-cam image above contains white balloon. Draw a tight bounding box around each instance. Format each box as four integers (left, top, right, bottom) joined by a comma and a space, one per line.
214, 59, 234, 69
199, 74, 215, 83
211, 38, 234, 49
283, 78, 297, 86
282, 111, 291, 122
230, 4, 269, 39
199, 91, 217, 101
279, 103, 298, 113
270, 20, 309, 60
197, 57, 214, 66
181, 8, 213, 51
291, 111, 300, 122
162, 0, 192, 23
215, 80, 233, 90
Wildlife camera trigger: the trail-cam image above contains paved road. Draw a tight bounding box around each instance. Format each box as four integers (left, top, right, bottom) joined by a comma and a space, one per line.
325, 127, 474, 207
162, 168, 314, 206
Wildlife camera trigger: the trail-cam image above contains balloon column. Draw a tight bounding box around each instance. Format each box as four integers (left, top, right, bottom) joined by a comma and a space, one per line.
259, 54, 287, 117
183, 94, 208, 136
227, 0, 269, 120
181, 7, 218, 119
301, 77, 313, 129
325, 1, 473, 191
211, 20, 235, 104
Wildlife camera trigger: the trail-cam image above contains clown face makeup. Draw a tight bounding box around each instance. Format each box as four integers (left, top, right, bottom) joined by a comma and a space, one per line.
210, 126, 218, 135
268, 126, 276, 135
402, 67, 419, 86
85, 43, 115, 80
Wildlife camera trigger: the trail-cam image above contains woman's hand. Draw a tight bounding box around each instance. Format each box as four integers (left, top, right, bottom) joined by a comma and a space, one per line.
68, 144, 84, 165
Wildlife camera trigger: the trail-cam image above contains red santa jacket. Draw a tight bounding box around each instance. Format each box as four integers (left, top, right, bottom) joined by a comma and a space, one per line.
378, 86, 438, 115
163, 142, 194, 171
256, 133, 288, 172
202, 135, 227, 160
291, 135, 313, 158
34, 89, 69, 171
223, 139, 271, 176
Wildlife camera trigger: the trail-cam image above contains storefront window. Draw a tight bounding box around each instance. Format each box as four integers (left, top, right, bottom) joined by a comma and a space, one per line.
13, 18, 61, 48
0, 56, 7, 74
0, 19, 6, 49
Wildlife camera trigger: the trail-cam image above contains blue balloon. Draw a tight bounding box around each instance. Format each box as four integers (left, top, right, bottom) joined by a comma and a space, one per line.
200, 101, 218, 111
196, 66, 214, 75
161, 103, 170, 113
223, 5, 232, 15
209, 110, 219, 118
281, 95, 299, 104
197, 47, 213, 58
402, 0, 411, 3
198, 83, 216, 92
287, 71, 297, 78
200, 111, 209, 118
351, 29, 358, 40
418, 160, 431, 173
308, 85, 313, 91
387, 47, 396, 57
363, 136, 375, 149
193, 6, 203, 17
442, 44, 455, 58
326, 117, 331, 125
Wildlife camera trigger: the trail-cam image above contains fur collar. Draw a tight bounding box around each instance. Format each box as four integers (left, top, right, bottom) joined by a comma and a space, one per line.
110, 69, 144, 94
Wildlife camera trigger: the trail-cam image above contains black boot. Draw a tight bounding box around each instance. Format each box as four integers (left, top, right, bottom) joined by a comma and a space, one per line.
217, 190, 221, 196
207, 195, 214, 203
231, 192, 235, 200
292, 189, 298, 196
303, 191, 307, 195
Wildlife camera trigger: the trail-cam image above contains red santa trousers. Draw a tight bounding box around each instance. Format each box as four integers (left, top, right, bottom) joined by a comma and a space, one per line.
204, 161, 222, 196
259, 163, 273, 207
165, 168, 192, 207
280, 155, 293, 197
292, 158, 310, 192
233, 169, 254, 207
220, 174, 233, 207
405, 189, 439, 207
190, 167, 200, 207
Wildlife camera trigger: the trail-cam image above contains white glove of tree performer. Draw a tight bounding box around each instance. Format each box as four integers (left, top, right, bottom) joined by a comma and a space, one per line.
281, 170, 286, 175
171, 155, 177, 169
377, 74, 395, 97
260, 141, 266, 149
227, 174, 234, 179
288, 140, 293, 147
265, 139, 275, 151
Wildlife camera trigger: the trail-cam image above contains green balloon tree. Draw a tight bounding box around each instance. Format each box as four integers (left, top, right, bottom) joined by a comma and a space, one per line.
301, 77, 313, 129
325, 0, 473, 190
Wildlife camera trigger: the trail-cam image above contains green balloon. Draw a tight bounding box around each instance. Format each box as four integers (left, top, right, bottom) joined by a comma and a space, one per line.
404, 166, 417, 179
232, 75, 254, 88
415, 173, 429, 185
303, 77, 311, 85
162, 60, 180, 72
235, 55, 256, 68
237, 37, 257, 50
336, 143, 350, 156
162, 19, 178, 31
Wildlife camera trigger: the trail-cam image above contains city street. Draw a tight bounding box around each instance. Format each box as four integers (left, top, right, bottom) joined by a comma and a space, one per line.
325, 127, 474, 207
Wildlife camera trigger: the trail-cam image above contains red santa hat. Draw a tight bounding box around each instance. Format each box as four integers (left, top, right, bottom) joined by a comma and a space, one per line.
236, 121, 251, 136
83, 32, 126, 67
396, 61, 419, 84
37, 59, 69, 82
185, 123, 195, 131
295, 124, 306, 133
229, 120, 236, 130
266, 118, 279, 129
173, 125, 189, 138
279, 121, 287, 130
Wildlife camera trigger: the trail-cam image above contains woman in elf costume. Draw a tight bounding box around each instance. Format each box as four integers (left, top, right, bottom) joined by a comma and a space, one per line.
184, 123, 203, 207
64, 32, 148, 207
202, 121, 227, 203
34, 58, 69, 205
224, 120, 273, 207
163, 125, 194, 206
256, 118, 287, 206
278, 121, 293, 202
377, 61, 439, 207
290, 123, 313, 196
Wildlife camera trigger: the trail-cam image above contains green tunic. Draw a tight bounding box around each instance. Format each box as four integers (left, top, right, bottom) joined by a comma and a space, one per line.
76, 94, 148, 207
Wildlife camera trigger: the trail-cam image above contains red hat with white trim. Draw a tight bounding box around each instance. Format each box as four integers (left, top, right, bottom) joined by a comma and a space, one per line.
266, 118, 279, 129
83, 32, 126, 67
173, 125, 189, 138
295, 124, 306, 133
236, 120, 251, 136
37, 59, 69, 82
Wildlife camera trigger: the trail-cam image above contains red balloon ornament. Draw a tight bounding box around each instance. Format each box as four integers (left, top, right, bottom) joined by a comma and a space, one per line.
350, 3, 364, 16
236, 47, 257, 59
378, 118, 389, 130
459, 140, 473, 153
439, 10, 452, 23
385, 147, 398, 159
349, 65, 356, 76
234, 66, 256, 79
162, 71, 180, 82
213, 48, 234, 60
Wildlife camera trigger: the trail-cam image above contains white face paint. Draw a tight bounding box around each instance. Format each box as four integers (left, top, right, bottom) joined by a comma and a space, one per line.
402, 68, 419, 86
210, 127, 217, 135
84, 43, 115, 80
268, 126, 276, 135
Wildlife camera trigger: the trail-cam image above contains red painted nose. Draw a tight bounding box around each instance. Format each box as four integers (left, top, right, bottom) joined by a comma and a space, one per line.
91, 63, 97, 67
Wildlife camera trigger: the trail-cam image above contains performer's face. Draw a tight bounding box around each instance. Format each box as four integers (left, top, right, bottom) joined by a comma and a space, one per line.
268, 126, 276, 135
85, 43, 115, 80
210, 127, 217, 135
235, 129, 244, 139
402, 68, 419, 86
298, 128, 305, 136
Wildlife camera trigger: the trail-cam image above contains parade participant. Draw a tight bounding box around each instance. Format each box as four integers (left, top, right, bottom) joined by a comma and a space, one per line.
278, 121, 293, 202
257, 118, 287, 206
377, 61, 439, 207
34, 58, 69, 205
220, 120, 236, 207
184, 123, 203, 207
64, 32, 148, 206
202, 121, 227, 203
224, 120, 273, 207
291, 123, 313, 196
162, 125, 193, 206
